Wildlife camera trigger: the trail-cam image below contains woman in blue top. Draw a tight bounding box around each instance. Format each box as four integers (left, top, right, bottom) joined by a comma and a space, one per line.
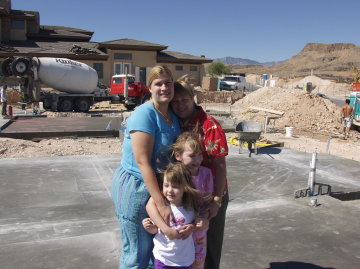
111, 65, 181, 269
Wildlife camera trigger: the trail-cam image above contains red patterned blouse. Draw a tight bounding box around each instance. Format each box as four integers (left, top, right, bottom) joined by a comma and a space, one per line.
181, 106, 228, 172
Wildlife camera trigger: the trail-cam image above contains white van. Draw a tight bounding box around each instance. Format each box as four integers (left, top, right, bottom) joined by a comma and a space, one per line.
219, 75, 246, 91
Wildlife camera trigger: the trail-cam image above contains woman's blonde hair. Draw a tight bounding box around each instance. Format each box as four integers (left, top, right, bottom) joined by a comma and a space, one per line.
173, 80, 195, 99
171, 131, 202, 157
147, 65, 173, 87
162, 162, 198, 211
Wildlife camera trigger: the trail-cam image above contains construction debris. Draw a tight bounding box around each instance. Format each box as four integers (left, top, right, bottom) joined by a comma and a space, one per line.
248, 106, 284, 115
70, 44, 99, 55
0, 44, 18, 52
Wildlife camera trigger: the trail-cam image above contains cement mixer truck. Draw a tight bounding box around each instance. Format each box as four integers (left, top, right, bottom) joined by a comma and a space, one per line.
1, 57, 150, 112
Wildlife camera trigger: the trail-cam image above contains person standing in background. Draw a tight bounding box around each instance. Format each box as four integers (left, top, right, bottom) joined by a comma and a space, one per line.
340, 99, 354, 138
1, 84, 8, 116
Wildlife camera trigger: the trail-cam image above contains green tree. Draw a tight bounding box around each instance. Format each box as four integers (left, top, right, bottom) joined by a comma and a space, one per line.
207, 62, 231, 76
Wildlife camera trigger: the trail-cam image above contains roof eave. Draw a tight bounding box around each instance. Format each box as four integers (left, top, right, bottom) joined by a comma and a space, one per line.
0, 52, 108, 60
27, 34, 91, 41
98, 43, 167, 51
157, 57, 213, 64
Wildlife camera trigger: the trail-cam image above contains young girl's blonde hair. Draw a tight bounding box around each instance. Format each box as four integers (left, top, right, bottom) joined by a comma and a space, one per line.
162, 162, 198, 211
171, 131, 202, 157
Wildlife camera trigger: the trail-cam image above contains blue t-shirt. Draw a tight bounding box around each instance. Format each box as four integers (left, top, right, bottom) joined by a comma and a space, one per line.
121, 101, 181, 179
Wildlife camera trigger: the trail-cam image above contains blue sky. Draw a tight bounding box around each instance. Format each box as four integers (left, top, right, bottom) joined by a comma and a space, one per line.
12, 0, 360, 62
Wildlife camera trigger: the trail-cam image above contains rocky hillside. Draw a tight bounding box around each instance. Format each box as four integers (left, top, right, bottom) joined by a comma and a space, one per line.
231, 43, 360, 80
214, 56, 283, 66
214, 56, 261, 66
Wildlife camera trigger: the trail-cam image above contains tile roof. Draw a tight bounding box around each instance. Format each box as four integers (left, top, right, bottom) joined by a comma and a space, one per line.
157, 51, 212, 64
0, 41, 107, 60
9, 9, 36, 18
99, 38, 167, 51
28, 25, 93, 41
41, 25, 93, 35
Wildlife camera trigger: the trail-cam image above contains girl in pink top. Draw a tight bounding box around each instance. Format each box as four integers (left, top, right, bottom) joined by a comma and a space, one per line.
172, 132, 214, 269
143, 132, 214, 269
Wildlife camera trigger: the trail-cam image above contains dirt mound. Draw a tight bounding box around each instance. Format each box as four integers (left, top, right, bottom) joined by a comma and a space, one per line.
195, 89, 245, 104
231, 86, 354, 135
284, 76, 353, 98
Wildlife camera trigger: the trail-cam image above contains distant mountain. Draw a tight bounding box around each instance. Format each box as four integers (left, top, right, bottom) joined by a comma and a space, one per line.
261, 60, 286, 66
214, 56, 284, 66
230, 42, 360, 80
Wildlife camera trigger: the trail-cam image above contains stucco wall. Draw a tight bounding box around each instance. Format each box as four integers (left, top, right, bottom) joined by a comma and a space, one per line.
81, 50, 158, 86
10, 28, 26, 41
81, 58, 206, 87
158, 63, 204, 86
108, 49, 157, 72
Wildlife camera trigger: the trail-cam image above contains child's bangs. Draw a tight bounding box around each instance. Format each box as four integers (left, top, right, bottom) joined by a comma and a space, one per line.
186, 138, 202, 154
164, 169, 184, 185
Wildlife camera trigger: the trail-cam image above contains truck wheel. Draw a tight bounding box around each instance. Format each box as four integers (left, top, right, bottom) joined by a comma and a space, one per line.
11, 58, 30, 76
1, 58, 14, 76
75, 98, 91, 112
58, 98, 73, 112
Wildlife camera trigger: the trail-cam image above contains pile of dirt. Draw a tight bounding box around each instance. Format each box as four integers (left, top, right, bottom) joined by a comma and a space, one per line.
195, 89, 245, 104
231, 86, 359, 137
284, 75, 352, 97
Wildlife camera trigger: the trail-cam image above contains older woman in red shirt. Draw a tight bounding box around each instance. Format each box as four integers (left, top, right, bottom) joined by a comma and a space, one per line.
171, 81, 229, 269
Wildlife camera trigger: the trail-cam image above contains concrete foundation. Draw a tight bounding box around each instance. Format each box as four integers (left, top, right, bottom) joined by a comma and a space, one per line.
0, 146, 359, 269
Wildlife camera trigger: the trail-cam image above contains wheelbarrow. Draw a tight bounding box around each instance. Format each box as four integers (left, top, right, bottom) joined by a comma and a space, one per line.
235, 121, 262, 157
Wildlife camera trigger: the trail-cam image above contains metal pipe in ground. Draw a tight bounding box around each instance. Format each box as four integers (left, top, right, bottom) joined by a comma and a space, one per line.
308, 152, 317, 196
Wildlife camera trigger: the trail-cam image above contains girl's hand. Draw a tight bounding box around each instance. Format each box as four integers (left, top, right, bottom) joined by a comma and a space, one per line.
142, 218, 158, 234
164, 227, 180, 240
178, 224, 195, 240
195, 217, 209, 230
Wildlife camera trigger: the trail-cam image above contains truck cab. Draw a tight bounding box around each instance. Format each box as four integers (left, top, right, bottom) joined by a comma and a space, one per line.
110, 75, 135, 95
110, 74, 150, 110
349, 91, 360, 130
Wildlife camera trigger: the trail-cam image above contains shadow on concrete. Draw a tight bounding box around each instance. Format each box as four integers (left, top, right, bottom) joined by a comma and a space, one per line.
267, 261, 335, 269
242, 147, 282, 158
330, 190, 360, 201
256, 147, 282, 155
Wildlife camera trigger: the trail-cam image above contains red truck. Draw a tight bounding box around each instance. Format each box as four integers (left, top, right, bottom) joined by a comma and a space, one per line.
109, 74, 150, 110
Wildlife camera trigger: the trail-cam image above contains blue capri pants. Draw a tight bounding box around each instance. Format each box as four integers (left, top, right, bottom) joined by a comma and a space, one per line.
111, 166, 154, 269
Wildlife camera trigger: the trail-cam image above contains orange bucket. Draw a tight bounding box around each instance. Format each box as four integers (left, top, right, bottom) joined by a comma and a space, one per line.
352, 82, 360, 91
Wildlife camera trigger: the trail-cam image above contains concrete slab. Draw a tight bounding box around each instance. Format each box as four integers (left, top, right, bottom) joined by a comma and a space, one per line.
1, 146, 359, 269
0, 155, 121, 269
0, 116, 122, 139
